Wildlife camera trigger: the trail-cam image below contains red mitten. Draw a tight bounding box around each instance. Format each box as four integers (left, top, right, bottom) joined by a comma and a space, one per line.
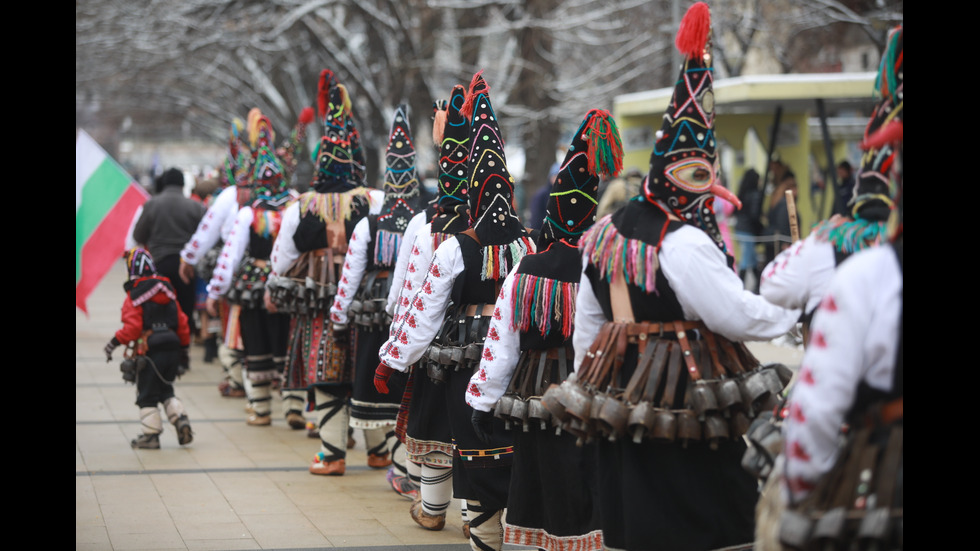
375, 362, 394, 394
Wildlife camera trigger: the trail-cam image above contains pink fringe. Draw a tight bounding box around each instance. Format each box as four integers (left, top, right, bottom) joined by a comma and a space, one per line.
510, 273, 577, 339
579, 215, 660, 293
374, 229, 401, 267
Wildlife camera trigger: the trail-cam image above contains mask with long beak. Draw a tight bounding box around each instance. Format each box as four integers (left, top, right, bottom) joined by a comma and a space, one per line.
642, 2, 736, 254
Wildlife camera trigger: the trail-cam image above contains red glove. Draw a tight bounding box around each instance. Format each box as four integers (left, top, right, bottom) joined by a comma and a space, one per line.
375, 362, 394, 394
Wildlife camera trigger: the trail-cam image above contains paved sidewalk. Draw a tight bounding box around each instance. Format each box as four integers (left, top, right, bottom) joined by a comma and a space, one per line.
77, 258, 803, 550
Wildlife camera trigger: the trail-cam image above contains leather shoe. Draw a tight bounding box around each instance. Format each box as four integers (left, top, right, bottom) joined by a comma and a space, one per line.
410, 499, 446, 531
367, 452, 392, 469
286, 412, 306, 430
246, 413, 271, 426
310, 455, 345, 476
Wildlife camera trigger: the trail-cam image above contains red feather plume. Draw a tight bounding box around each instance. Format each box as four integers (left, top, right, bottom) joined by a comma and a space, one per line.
675, 2, 711, 59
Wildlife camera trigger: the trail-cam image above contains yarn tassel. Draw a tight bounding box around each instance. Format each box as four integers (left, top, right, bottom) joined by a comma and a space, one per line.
510, 273, 578, 339
675, 2, 711, 59
300, 188, 368, 222
580, 215, 660, 293
460, 70, 489, 122
585, 109, 624, 179
480, 237, 531, 281
375, 229, 402, 267
251, 209, 283, 239
431, 231, 452, 252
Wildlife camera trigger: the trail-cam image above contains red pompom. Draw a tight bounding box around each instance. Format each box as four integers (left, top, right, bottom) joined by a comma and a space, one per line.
299, 106, 314, 126
675, 2, 711, 59
460, 70, 489, 122
318, 69, 334, 120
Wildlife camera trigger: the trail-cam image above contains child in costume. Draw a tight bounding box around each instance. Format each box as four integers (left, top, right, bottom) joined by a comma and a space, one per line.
105, 248, 194, 449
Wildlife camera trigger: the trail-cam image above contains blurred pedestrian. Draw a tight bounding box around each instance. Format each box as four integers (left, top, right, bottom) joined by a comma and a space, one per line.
133, 167, 206, 361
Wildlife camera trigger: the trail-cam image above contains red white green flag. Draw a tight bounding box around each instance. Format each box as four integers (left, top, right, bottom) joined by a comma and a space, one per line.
76, 129, 149, 314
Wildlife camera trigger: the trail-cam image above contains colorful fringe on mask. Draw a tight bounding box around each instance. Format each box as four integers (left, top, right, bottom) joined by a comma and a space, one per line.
481, 237, 533, 281
299, 188, 368, 223
814, 217, 888, 256
580, 215, 661, 293
250, 209, 283, 240
374, 229, 402, 268
510, 273, 577, 339
431, 231, 453, 252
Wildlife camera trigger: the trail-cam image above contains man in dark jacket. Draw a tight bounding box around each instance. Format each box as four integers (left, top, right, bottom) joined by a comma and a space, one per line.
133, 167, 206, 347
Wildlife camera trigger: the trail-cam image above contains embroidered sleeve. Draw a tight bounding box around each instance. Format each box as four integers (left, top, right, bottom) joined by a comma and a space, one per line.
388, 224, 434, 325
661, 226, 800, 342
466, 270, 521, 412
760, 233, 837, 315
207, 207, 253, 300
181, 187, 237, 266
329, 217, 371, 325
270, 202, 300, 277
781, 247, 901, 504
386, 215, 427, 316
379, 237, 464, 372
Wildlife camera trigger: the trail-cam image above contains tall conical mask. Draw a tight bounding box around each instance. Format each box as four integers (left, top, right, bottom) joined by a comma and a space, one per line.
642, 2, 738, 253
375, 104, 421, 267
854, 25, 903, 222
540, 109, 623, 246
431, 85, 472, 241
461, 70, 533, 279
309, 72, 356, 194
248, 114, 290, 211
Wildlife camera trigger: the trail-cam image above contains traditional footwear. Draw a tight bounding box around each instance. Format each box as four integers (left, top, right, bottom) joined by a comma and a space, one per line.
367, 452, 392, 469
174, 415, 194, 446
218, 380, 246, 398
130, 433, 160, 450
410, 499, 446, 531
306, 421, 318, 439
387, 467, 419, 500
246, 413, 271, 426
286, 412, 306, 430
310, 453, 345, 476
244, 403, 254, 414
462, 522, 471, 539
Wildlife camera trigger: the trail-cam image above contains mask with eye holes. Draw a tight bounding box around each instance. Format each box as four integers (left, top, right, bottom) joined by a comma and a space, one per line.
642, 2, 738, 255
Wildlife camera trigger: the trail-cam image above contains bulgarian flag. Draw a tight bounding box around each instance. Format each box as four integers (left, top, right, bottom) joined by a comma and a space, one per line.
76, 129, 149, 314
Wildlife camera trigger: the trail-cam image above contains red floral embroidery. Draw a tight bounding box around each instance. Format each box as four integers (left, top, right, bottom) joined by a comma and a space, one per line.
788, 441, 811, 462
789, 402, 805, 423
468, 383, 481, 397
390, 346, 400, 359
430, 264, 441, 277
810, 330, 827, 349
399, 332, 408, 344
487, 327, 500, 341
820, 293, 838, 313
408, 263, 416, 273
478, 368, 487, 382
407, 315, 417, 328
493, 307, 502, 320
799, 365, 815, 385
412, 245, 420, 256
413, 297, 425, 311
482, 348, 493, 361
341, 275, 348, 284
338, 288, 347, 297
422, 281, 433, 295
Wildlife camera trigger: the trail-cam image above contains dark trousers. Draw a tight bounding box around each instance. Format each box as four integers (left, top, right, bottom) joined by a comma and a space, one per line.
155, 255, 198, 336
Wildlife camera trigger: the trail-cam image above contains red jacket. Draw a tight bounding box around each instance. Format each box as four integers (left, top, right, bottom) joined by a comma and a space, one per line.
115, 276, 191, 347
